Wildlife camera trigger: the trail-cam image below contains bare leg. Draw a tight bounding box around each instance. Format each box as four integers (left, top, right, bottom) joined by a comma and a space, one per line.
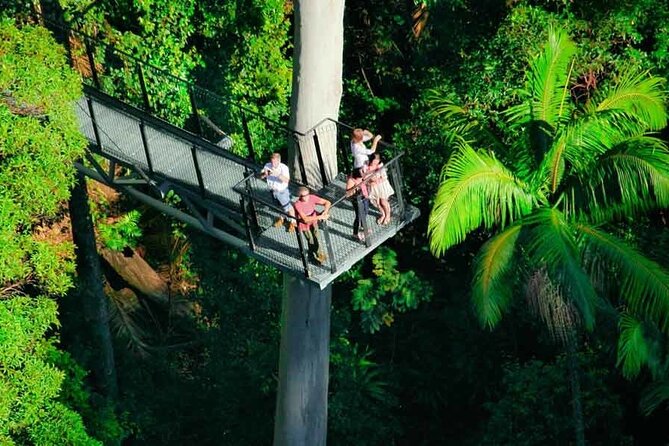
381, 199, 391, 224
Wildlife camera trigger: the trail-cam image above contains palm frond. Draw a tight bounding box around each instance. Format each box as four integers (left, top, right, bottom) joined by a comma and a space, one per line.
592, 70, 668, 131
471, 224, 522, 328
509, 27, 577, 128
563, 137, 669, 222
524, 208, 597, 329
534, 110, 649, 194
617, 312, 650, 379
428, 141, 535, 256
426, 90, 503, 150
641, 380, 669, 416
534, 135, 567, 194
577, 224, 669, 332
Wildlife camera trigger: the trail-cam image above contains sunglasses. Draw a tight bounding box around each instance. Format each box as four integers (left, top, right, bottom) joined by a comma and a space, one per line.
299, 193, 310, 198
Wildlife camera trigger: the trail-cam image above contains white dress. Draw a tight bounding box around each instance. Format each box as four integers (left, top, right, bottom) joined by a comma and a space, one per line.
368, 168, 394, 208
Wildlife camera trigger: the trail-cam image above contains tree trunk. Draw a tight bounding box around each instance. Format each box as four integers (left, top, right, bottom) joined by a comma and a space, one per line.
566, 335, 586, 446
273, 275, 331, 446
273, 1, 343, 443
288, 0, 345, 188
69, 169, 118, 399
100, 247, 169, 304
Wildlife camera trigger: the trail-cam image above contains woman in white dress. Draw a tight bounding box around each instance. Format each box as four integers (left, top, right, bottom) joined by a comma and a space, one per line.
366, 153, 394, 225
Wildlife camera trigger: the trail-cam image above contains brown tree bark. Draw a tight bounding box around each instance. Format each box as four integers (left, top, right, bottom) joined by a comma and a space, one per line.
100, 247, 169, 304
68, 169, 118, 399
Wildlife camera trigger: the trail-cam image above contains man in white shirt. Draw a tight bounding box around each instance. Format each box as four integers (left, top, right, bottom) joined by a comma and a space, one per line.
261, 152, 296, 232
350, 128, 382, 176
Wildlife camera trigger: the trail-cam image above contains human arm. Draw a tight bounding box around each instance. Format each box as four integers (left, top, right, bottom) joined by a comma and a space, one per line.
295, 206, 316, 224
370, 134, 382, 151
260, 164, 271, 179
316, 196, 332, 220
345, 177, 359, 197
262, 164, 290, 183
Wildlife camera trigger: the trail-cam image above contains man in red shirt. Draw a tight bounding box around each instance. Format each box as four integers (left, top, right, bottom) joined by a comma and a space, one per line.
293, 186, 331, 265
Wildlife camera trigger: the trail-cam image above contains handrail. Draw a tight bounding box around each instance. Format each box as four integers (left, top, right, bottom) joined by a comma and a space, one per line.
39, 14, 398, 146
330, 152, 404, 208
83, 86, 259, 171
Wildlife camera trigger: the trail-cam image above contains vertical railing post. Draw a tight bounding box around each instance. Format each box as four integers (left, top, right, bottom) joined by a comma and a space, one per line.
296, 229, 311, 278
86, 97, 103, 150
139, 121, 153, 174
240, 110, 257, 163
243, 174, 260, 230
339, 129, 351, 174
312, 131, 329, 187
137, 65, 151, 112
84, 38, 101, 90
240, 195, 256, 251
293, 135, 308, 185
189, 86, 203, 136
389, 159, 406, 219
191, 146, 206, 197
321, 221, 337, 274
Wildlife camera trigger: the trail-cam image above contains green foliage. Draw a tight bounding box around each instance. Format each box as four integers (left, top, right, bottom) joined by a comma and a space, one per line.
0, 297, 100, 445
481, 352, 632, 445
194, 0, 293, 158
48, 349, 126, 444
62, 0, 201, 126
328, 338, 401, 444
0, 19, 104, 444
0, 20, 86, 289
428, 28, 669, 382
428, 140, 535, 255
98, 210, 143, 252
351, 247, 431, 333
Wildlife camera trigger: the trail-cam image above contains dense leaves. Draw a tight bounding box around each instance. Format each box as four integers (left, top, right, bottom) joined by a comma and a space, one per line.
0, 19, 100, 444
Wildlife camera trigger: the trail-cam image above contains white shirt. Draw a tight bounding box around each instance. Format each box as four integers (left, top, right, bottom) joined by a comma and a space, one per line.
263, 162, 289, 192
351, 134, 373, 168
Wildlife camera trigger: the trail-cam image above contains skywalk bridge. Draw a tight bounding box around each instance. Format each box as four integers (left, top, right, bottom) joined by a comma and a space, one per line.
66, 25, 419, 288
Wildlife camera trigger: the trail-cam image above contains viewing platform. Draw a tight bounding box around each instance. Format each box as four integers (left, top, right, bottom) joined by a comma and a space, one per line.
70, 27, 419, 288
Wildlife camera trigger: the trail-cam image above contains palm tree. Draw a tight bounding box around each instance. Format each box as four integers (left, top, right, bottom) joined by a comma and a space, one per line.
428, 28, 669, 444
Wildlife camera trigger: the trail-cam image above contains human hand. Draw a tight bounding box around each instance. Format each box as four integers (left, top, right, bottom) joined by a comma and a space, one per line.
373, 134, 382, 143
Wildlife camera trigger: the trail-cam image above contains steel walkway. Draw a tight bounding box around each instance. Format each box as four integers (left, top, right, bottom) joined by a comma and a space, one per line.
68, 27, 419, 288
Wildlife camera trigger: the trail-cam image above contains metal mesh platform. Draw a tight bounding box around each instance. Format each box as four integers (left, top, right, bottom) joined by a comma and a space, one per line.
74, 87, 419, 289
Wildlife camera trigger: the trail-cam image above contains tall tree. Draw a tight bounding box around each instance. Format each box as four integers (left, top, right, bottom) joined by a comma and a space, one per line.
0, 19, 100, 444
68, 170, 118, 399
428, 27, 669, 444
274, 1, 344, 445
287, 0, 344, 188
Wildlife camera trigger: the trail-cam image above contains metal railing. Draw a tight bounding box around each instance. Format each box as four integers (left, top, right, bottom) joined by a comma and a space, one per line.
36, 14, 402, 189
32, 13, 417, 281
233, 153, 406, 278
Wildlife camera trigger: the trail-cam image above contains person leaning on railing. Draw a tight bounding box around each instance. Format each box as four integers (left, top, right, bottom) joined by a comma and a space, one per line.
346, 169, 371, 242
260, 152, 296, 233
293, 186, 331, 266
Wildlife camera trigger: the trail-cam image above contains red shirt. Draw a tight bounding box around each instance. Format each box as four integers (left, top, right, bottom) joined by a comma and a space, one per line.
294, 195, 327, 231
